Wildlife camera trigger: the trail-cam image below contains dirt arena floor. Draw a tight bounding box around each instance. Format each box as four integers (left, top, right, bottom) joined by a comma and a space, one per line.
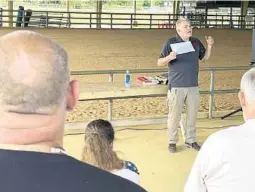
0, 28, 251, 122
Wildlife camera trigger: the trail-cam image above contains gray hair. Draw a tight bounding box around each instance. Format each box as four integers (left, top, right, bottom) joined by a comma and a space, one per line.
176, 18, 191, 28
0, 30, 70, 114
240, 68, 255, 101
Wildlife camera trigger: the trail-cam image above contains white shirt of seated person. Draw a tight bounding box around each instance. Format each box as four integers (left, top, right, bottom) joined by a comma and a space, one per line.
111, 161, 140, 185
185, 68, 255, 192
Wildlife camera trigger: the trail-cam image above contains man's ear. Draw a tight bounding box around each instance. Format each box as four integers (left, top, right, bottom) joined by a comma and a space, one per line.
66, 80, 79, 112
238, 91, 246, 108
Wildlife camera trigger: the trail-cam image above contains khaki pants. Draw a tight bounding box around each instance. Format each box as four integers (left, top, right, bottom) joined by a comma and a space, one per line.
167, 87, 200, 144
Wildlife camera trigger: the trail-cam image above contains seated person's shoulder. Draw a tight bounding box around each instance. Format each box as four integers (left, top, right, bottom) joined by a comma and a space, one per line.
123, 161, 139, 174
76, 160, 146, 191
212, 125, 242, 138
57, 156, 146, 191
0, 151, 147, 192
112, 161, 140, 185
204, 125, 242, 148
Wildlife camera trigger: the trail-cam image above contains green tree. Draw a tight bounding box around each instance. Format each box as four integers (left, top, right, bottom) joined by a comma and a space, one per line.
143, 0, 150, 7
103, 0, 132, 7
154, 0, 164, 7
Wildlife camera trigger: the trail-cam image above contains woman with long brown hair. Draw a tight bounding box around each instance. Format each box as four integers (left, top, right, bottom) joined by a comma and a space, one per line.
81, 119, 140, 184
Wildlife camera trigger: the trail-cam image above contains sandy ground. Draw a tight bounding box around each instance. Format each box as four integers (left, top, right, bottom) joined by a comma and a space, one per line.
0, 28, 251, 122
63, 117, 244, 192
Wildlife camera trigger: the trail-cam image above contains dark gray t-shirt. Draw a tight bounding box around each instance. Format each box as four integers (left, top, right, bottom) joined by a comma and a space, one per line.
0, 149, 147, 192
159, 35, 206, 89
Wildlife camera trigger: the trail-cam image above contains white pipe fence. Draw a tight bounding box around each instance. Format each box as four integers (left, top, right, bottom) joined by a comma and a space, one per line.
0, 9, 255, 29
71, 66, 253, 122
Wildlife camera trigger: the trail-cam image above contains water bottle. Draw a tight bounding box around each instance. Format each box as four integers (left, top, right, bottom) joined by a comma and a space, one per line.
125, 70, 131, 88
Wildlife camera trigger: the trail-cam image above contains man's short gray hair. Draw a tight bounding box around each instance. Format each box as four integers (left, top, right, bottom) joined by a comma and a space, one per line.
0, 31, 70, 114
241, 68, 255, 101
175, 18, 191, 28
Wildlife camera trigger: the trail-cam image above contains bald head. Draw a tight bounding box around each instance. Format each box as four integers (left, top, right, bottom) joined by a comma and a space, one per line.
0, 30, 70, 114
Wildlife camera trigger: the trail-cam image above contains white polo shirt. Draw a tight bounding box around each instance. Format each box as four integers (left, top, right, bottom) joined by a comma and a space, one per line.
184, 119, 255, 192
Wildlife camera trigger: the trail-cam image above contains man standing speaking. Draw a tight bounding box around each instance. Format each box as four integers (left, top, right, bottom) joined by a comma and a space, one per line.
157, 18, 214, 153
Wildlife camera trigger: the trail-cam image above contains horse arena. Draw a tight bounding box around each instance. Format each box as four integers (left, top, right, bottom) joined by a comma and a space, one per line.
0, 27, 250, 123
0, 27, 250, 191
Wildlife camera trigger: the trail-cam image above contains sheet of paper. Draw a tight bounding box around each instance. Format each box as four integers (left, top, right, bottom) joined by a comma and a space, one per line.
170, 41, 195, 55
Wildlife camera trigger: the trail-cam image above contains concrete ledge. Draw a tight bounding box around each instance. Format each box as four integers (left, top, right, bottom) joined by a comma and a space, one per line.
64, 110, 242, 130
